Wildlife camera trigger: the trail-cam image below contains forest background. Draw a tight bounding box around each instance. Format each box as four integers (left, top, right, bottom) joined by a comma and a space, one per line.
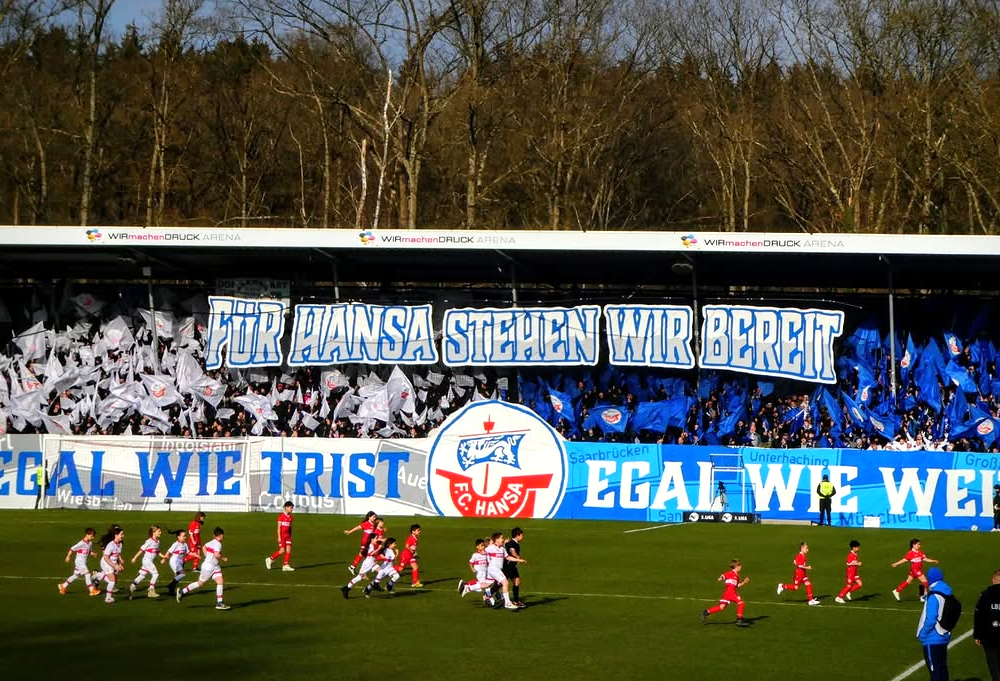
1, 0, 998, 234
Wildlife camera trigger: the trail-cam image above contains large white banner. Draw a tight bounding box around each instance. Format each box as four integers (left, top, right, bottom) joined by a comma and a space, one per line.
0, 435, 433, 514
202, 298, 844, 382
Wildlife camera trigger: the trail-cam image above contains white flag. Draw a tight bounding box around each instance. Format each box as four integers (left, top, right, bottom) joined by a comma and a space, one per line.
192, 376, 226, 408
73, 292, 105, 317
103, 317, 135, 351
175, 349, 204, 394
357, 387, 390, 423
138, 309, 176, 340
235, 393, 277, 422
0, 408, 8, 434
140, 374, 183, 407
333, 391, 363, 420
320, 370, 350, 395
301, 413, 321, 431
14, 321, 46, 362
387, 366, 416, 414
215, 408, 235, 421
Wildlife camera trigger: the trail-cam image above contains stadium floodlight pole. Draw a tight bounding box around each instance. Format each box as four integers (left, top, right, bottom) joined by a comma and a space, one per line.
143, 265, 160, 373
881, 255, 897, 400
673, 255, 699, 394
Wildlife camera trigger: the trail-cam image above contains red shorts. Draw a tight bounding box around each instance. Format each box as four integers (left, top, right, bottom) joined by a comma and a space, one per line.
845, 569, 860, 584
910, 569, 924, 579
720, 591, 742, 605
398, 550, 415, 566
791, 570, 809, 585
278, 535, 292, 548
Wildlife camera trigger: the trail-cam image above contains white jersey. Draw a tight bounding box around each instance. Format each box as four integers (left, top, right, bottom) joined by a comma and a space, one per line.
166, 540, 188, 573
70, 539, 94, 572
469, 551, 488, 581
102, 541, 123, 570
484, 544, 506, 571
138, 538, 160, 567
202, 539, 223, 571
376, 547, 396, 571
484, 543, 508, 583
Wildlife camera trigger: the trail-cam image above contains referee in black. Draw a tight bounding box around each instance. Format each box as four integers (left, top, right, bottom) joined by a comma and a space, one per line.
503, 528, 527, 607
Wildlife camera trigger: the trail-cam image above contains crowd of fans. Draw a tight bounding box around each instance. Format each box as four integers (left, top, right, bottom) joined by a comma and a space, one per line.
1, 297, 997, 453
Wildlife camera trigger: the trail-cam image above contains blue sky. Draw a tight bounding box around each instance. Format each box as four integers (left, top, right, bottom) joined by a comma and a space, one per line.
106, 0, 170, 35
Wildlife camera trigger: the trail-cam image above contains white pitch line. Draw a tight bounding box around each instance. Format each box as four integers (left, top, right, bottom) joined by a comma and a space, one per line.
623, 523, 685, 534
0, 573, 918, 612
887, 628, 973, 681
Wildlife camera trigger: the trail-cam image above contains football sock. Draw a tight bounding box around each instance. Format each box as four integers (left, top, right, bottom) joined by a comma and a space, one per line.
270, 550, 282, 560
284, 549, 291, 565
412, 567, 419, 583
216, 584, 224, 601
512, 585, 520, 601
736, 602, 745, 618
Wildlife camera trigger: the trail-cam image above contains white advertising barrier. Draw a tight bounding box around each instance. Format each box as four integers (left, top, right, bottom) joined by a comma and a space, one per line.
0, 434, 434, 514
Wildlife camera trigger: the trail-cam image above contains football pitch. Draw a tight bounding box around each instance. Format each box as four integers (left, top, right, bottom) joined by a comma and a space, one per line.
2, 510, 993, 681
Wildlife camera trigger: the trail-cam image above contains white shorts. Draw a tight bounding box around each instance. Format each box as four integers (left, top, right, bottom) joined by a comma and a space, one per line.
358, 556, 379, 575
100, 559, 118, 577
169, 558, 185, 575
487, 566, 507, 584
138, 562, 159, 579
198, 564, 222, 582
375, 565, 399, 581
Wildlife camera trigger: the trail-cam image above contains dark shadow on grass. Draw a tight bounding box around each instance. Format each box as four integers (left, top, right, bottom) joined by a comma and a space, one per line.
852, 593, 881, 602
379, 589, 432, 599
954, 677, 985, 681
290, 562, 337, 570
223, 563, 255, 569
230, 597, 291, 609
423, 577, 461, 586
742, 615, 769, 624
517, 596, 568, 608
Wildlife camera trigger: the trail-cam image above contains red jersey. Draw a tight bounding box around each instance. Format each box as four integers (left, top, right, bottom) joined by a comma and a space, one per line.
188, 520, 203, 547
720, 569, 741, 600
845, 551, 861, 580
904, 549, 926, 576
358, 520, 375, 546
792, 552, 808, 578
399, 534, 418, 561
277, 512, 293, 537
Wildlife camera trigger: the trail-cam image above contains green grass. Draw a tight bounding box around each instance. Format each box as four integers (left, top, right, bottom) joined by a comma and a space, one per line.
1, 511, 994, 681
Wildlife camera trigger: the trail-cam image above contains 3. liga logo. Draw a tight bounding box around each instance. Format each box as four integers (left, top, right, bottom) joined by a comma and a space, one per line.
426, 401, 567, 519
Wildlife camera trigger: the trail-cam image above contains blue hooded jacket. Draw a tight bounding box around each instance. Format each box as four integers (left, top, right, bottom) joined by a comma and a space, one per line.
917, 567, 953, 646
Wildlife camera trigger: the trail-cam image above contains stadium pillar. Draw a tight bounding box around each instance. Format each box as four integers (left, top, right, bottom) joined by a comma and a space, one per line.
882, 255, 897, 399
143, 265, 160, 373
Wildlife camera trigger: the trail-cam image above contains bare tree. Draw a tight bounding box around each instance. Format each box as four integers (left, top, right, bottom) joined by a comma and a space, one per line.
668, 0, 777, 232
72, 0, 114, 227
143, 0, 209, 226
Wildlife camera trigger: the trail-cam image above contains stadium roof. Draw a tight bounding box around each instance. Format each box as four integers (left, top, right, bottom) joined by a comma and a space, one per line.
1, 226, 999, 294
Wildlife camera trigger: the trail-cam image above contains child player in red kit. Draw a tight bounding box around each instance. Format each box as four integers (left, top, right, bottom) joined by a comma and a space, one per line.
265, 501, 295, 572
702, 559, 751, 627
835, 540, 863, 603
344, 511, 377, 575
186, 512, 205, 570
777, 542, 820, 605
396, 524, 422, 587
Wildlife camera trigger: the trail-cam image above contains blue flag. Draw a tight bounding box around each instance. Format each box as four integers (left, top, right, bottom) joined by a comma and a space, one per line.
717, 403, 748, 438
943, 331, 963, 358
842, 392, 870, 431
944, 360, 978, 394
869, 411, 900, 440
915, 361, 942, 413
846, 317, 882, 367
547, 386, 577, 424
584, 405, 629, 434
900, 334, 917, 387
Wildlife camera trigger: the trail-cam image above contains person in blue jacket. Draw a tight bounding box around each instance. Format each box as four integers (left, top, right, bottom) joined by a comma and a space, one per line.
917, 566, 952, 681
